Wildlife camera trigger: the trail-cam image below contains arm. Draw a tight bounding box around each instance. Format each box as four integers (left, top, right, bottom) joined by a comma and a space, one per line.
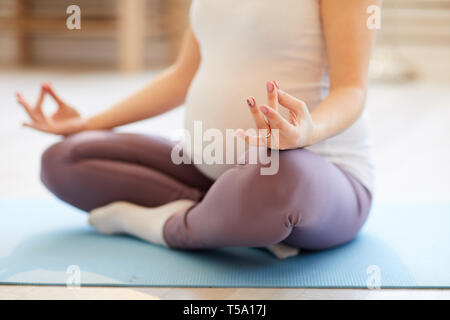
239, 0, 380, 149
87, 26, 201, 130
310, 0, 380, 144
17, 26, 201, 135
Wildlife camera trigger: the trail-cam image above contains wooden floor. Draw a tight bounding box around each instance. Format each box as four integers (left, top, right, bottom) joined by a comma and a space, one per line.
1, 70, 449, 299
1, 286, 450, 300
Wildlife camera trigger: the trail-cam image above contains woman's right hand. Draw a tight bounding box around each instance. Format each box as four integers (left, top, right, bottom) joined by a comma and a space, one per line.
16, 82, 87, 136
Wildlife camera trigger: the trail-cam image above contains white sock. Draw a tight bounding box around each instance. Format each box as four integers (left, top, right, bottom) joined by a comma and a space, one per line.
88, 200, 195, 247
89, 200, 300, 257
265, 243, 300, 259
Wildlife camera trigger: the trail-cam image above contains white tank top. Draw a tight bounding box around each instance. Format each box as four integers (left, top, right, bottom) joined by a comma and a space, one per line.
184, 0, 374, 192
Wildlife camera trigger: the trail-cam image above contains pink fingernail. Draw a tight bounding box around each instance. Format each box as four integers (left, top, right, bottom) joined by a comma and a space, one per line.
273, 80, 279, 89
266, 81, 274, 93
246, 97, 255, 107
260, 106, 268, 114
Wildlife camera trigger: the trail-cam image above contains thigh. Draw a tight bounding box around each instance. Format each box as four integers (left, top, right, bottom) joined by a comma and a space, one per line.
41, 131, 213, 211
165, 148, 372, 249
57, 130, 213, 191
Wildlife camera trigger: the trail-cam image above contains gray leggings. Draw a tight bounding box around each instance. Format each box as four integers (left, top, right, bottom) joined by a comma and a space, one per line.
41, 130, 372, 250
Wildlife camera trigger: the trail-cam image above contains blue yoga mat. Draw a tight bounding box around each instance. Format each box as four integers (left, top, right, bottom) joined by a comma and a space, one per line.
0, 198, 449, 288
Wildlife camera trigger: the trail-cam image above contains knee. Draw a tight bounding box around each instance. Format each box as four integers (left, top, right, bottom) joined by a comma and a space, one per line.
40, 139, 71, 191
40, 131, 104, 189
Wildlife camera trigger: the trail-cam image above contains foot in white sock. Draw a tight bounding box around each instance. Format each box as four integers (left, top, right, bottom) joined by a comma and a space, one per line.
88, 199, 196, 247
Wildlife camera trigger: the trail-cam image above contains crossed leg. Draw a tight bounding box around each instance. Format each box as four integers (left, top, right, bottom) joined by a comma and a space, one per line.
41, 130, 213, 212
41, 130, 371, 251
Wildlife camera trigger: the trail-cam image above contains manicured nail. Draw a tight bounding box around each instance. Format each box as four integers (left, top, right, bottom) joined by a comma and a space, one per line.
273, 80, 279, 89
260, 106, 269, 114
246, 97, 255, 107
266, 81, 274, 93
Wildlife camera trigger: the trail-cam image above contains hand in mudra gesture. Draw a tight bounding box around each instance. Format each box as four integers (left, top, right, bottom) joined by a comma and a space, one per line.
16, 82, 87, 136
237, 81, 317, 150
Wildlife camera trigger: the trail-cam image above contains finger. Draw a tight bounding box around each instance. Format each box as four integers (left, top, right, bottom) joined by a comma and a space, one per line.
44, 83, 66, 106
235, 129, 266, 147
16, 93, 40, 122
266, 81, 279, 111
16, 92, 32, 113
35, 85, 46, 116
22, 122, 53, 134
277, 89, 309, 118
259, 105, 291, 131
246, 96, 269, 130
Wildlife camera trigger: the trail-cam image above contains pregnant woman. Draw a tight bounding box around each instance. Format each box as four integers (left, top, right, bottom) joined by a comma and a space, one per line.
16, 0, 378, 255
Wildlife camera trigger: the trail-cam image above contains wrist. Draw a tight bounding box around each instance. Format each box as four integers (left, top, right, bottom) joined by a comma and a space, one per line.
75, 117, 89, 132
306, 119, 324, 147
84, 117, 99, 131
311, 121, 321, 144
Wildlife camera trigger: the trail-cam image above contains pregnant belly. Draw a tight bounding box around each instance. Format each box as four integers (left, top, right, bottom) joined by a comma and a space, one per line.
183, 98, 250, 180
183, 70, 260, 179
181, 65, 305, 180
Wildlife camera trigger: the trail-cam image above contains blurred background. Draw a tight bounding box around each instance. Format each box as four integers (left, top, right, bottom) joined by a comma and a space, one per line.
0, 0, 449, 203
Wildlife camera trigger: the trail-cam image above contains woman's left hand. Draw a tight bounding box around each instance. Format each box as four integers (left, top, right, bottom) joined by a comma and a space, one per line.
236, 81, 318, 150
